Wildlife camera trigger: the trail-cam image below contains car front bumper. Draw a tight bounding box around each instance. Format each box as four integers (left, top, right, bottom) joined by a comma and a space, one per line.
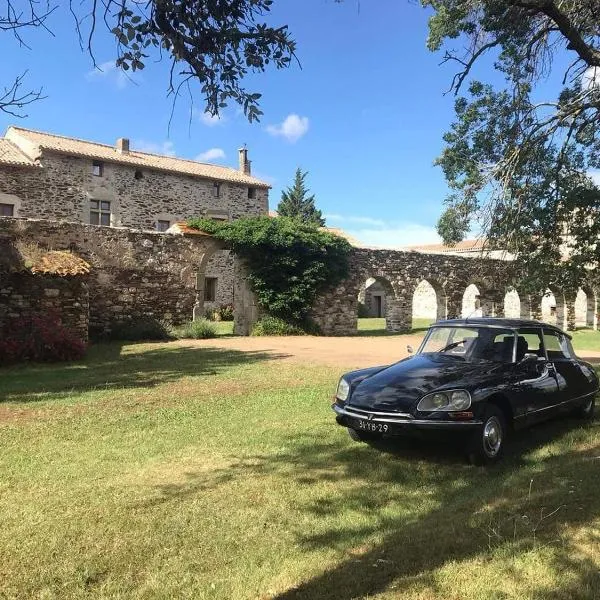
332, 403, 483, 434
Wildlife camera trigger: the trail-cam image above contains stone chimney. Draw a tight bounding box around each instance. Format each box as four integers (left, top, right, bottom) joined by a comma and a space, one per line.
239, 147, 251, 175
116, 138, 130, 154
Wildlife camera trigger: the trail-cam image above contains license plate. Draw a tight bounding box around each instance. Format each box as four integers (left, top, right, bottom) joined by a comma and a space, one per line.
356, 419, 389, 433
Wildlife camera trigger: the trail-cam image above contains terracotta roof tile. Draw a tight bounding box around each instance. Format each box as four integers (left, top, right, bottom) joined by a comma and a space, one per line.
403, 239, 486, 253
0, 139, 37, 167
6, 127, 270, 187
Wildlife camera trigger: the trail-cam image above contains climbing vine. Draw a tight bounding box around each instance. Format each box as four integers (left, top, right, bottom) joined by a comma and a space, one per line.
187, 216, 352, 326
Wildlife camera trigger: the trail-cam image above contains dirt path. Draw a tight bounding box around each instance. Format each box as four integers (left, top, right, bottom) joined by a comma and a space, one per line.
186, 334, 600, 368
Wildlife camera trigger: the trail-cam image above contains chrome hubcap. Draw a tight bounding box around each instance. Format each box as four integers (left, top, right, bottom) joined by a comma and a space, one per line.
483, 417, 503, 457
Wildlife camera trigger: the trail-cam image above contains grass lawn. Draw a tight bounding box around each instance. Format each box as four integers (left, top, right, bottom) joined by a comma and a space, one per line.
1, 340, 600, 599
356, 317, 432, 336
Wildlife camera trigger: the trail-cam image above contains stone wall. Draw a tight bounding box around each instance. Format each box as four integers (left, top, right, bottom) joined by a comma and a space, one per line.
0, 151, 269, 318
0, 153, 269, 228
0, 272, 89, 341
310, 248, 516, 335
0, 217, 225, 336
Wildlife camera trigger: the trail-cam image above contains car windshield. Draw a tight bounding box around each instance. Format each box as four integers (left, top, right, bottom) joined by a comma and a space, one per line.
419, 326, 516, 363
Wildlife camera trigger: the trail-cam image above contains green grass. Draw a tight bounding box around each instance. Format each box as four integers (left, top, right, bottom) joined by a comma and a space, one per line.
0, 340, 599, 599
570, 328, 600, 351
213, 320, 235, 336
356, 317, 433, 336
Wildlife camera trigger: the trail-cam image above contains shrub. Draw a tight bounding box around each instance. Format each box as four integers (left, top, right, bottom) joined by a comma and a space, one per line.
0, 313, 86, 364
251, 316, 306, 336
187, 216, 352, 323
108, 317, 172, 341
171, 319, 217, 339
205, 304, 234, 322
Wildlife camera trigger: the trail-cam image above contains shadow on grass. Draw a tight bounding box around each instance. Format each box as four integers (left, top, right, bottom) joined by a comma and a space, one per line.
0, 342, 289, 403
150, 415, 600, 599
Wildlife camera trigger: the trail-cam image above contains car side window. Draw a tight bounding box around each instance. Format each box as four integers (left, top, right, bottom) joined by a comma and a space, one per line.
516, 328, 544, 360
543, 330, 572, 360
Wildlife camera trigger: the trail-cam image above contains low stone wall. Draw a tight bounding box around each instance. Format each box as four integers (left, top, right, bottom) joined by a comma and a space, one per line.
0, 217, 224, 336
0, 272, 89, 341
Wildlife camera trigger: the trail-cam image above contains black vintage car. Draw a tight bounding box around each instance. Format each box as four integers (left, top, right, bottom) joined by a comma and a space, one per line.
333, 318, 598, 464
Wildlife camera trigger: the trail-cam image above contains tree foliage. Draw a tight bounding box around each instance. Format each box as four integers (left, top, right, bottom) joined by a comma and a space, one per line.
277, 168, 325, 227
1, 0, 296, 120
187, 216, 351, 325
425, 0, 600, 292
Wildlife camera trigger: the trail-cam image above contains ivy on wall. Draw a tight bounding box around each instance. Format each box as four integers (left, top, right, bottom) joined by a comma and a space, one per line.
187, 216, 352, 325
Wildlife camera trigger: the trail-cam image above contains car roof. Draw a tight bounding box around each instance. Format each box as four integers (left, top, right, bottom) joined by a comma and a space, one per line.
431, 317, 571, 338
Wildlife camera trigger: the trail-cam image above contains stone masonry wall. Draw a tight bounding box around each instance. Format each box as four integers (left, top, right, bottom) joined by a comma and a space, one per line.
0, 153, 268, 227
0, 272, 89, 342
0, 218, 224, 336
0, 152, 269, 317
310, 248, 515, 335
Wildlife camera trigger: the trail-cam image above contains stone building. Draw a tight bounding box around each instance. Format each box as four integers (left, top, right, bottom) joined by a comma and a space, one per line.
0, 126, 270, 310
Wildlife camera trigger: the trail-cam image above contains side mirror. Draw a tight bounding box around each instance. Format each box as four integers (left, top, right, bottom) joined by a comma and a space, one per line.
407, 345, 414, 355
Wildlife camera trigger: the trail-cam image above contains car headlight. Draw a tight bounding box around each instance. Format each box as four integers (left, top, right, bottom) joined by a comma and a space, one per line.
336, 377, 350, 402
417, 390, 471, 412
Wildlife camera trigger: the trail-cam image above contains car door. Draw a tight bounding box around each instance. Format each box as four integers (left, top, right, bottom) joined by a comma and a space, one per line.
509, 327, 560, 424
543, 328, 592, 406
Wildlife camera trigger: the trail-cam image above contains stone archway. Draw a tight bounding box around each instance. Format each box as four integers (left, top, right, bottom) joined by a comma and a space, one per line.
575, 286, 597, 329
462, 284, 482, 318
541, 288, 566, 329
504, 288, 521, 318
412, 279, 446, 327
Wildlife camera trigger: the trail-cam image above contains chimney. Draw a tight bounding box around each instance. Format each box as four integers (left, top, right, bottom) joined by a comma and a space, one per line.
239, 147, 251, 175
116, 137, 130, 154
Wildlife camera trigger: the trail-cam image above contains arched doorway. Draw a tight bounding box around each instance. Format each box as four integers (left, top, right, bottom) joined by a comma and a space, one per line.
541, 289, 565, 328
504, 288, 520, 318
462, 284, 482, 318
412, 279, 446, 328
575, 287, 597, 329
357, 276, 405, 333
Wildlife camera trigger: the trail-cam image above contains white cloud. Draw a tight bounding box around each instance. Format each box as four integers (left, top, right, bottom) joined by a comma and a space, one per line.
325, 214, 441, 248
195, 148, 226, 162
199, 111, 226, 127
133, 140, 176, 156
85, 60, 130, 89
266, 114, 309, 143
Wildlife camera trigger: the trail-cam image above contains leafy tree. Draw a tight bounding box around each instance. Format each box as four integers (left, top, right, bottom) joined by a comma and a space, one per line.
424, 0, 600, 293
187, 216, 351, 326
277, 168, 325, 227
1, 0, 297, 120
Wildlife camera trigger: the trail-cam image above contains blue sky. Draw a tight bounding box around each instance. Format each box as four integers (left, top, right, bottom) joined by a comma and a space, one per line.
0, 1, 506, 245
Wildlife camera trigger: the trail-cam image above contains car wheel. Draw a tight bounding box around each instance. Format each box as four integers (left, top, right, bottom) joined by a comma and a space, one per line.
574, 395, 595, 420
467, 405, 506, 466
347, 427, 378, 443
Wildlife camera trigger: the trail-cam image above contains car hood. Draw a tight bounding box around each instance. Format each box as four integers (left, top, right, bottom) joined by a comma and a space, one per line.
347, 353, 492, 413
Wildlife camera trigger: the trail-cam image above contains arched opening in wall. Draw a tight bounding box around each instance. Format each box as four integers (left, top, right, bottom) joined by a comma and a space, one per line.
504, 288, 521, 319
357, 276, 399, 334
575, 287, 596, 329
412, 279, 445, 330
462, 284, 482, 318
541, 289, 565, 327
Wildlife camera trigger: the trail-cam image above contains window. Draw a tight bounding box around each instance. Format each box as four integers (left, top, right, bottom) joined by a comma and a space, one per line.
543, 329, 572, 359
516, 328, 544, 359
156, 220, 170, 232
248, 187, 256, 199
90, 200, 111, 226
0, 203, 14, 217
213, 182, 221, 198
92, 160, 104, 177
134, 169, 144, 180
205, 277, 217, 302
